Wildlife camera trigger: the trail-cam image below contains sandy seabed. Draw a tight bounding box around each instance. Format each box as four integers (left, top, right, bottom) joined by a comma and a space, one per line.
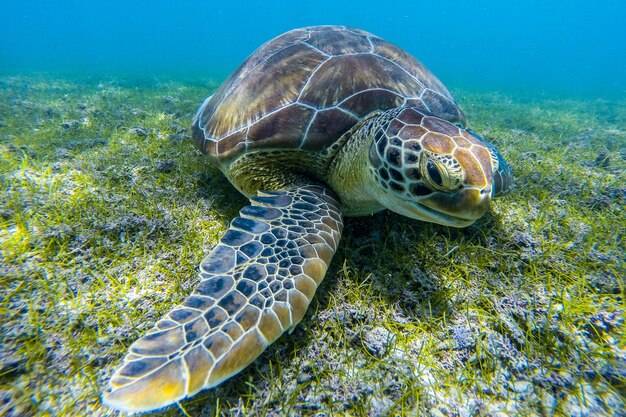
0, 74, 624, 416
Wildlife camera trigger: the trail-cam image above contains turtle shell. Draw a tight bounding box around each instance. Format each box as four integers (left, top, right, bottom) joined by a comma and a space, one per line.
192, 25, 465, 165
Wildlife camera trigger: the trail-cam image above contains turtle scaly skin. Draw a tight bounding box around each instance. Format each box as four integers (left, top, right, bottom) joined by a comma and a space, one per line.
103, 26, 512, 413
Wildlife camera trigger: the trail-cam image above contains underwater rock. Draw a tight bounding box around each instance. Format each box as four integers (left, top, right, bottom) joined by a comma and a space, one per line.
532, 370, 575, 390
585, 186, 625, 210
510, 230, 542, 259
594, 152, 610, 167
44, 224, 74, 241
354, 326, 395, 358
98, 214, 170, 240
169, 132, 185, 143
508, 380, 531, 394
169, 122, 185, 132
518, 151, 538, 162
128, 126, 149, 136
55, 148, 71, 159
369, 396, 395, 417
609, 186, 625, 201
587, 249, 616, 263
403, 265, 441, 304
64, 137, 107, 150
60, 119, 82, 129
318, 305, 369, 328
583, 363, 626, 386
155, 159, 176, 173
450, 324, 475, 350
296, 370, 314, 384
11, 98, 35, 109
0, 209, 14, 220
586, 311, 622, 333
130, 108, 146, 117
8, 144, 37, 158
0, 351, 27, 378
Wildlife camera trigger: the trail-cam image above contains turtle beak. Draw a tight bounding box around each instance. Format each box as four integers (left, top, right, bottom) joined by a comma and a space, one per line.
416, 187, 491, 227
403, 199, 479, 227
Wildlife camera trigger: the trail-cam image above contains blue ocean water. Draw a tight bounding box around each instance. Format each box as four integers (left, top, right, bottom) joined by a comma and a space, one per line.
0, 0, 625, 98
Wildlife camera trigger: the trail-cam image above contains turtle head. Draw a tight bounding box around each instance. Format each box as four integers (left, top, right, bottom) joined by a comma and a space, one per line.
368, 108, 512, 227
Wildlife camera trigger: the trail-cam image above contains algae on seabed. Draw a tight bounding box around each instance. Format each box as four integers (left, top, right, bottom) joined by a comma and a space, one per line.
0, 74, 624, 416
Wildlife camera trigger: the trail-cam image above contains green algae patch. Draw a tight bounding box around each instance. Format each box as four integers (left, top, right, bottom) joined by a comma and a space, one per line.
1, 75, 624, 416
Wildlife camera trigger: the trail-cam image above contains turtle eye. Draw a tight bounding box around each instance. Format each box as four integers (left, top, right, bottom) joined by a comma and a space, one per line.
426, 160, 443, 187
421, 157, 449, 191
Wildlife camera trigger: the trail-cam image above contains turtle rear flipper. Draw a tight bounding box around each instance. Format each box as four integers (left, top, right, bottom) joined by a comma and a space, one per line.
103, 184, 343, 413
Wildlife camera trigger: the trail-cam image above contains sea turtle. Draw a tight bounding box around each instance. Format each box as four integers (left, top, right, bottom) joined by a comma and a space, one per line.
103, 25, 512, 412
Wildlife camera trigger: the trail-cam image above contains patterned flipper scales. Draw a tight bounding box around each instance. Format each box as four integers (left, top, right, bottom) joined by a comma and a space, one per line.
103, 185, 343, 413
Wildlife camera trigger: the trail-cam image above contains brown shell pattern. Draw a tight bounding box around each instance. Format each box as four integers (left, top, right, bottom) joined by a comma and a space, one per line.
192, 25, 464, 164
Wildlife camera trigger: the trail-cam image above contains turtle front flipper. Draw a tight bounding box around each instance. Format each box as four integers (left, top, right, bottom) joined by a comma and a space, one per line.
103, 184, 343, 413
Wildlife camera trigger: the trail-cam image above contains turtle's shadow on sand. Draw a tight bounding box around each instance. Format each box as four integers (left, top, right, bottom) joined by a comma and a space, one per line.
195, 168, 248, 221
